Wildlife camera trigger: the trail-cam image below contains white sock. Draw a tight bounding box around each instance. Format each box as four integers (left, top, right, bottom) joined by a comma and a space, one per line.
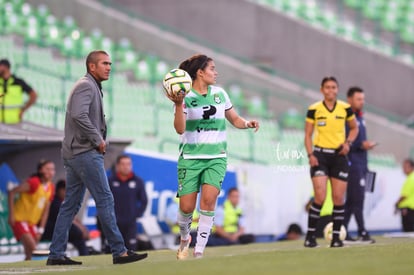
177, 210, 193, 242
194, 210, 214, 254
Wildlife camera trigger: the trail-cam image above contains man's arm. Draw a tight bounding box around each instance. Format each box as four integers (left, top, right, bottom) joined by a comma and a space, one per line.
70, 82, 104, 147
20, 90, 37, 119
135, 178, 148, 218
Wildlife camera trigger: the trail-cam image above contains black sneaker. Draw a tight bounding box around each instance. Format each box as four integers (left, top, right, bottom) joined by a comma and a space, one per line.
330, 239, 344, 248
343, 235, 357, 244
358, 231, 375, 244
113, 250, 148, 264
304, 235, 318, 248
46, 256, 82, 265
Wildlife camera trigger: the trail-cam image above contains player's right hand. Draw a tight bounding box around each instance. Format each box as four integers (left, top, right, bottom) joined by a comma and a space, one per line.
167, 91, 185, 105
308, 154, 319, 167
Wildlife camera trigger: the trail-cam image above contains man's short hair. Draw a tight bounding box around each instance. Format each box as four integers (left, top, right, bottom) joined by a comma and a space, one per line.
0, 59, 11, 68
287, 223, 303, 235
85, 50, 108, 72
116, 154, 131, 164
227, 187, 238, 196
347, 86, 363, 98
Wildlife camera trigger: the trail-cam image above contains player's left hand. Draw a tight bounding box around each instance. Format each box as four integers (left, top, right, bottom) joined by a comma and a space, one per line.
246, 120, 260, 132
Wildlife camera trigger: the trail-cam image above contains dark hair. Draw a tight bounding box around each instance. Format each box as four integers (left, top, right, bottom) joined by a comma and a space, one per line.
0, 59, 11, 68
287, 223, 303, 235
35, 159, 53, 179
321, 76, 338, 87
227, 187, 238, 196
116, 154, 131, 164
56, 179, 66, 191
404, 158, 414, 168
179, 54, 212, 80
347, 86, 364, 98
86, 50, 109, 72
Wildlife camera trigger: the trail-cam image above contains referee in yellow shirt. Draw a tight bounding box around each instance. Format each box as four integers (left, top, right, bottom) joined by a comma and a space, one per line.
395, 159, 414, 232
304, 76, 358, 248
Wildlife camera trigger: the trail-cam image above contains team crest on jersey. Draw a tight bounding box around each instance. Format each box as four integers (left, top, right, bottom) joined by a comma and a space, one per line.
214, 94, 221, 104
128, 181, 136, 189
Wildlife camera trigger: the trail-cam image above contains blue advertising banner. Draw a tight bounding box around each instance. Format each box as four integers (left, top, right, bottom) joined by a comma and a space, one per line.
83, 149, 238, 233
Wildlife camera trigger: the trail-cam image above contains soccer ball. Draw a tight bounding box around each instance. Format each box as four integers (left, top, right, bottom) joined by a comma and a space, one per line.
162, 68, 192, 97
323, 222, 347, 241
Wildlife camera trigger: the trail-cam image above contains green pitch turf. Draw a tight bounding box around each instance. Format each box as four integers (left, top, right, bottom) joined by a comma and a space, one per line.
1, 237, 413, 275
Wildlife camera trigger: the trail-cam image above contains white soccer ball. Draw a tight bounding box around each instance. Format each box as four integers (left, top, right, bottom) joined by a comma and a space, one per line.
323, 222, 347, 241
162, 68, 192, 97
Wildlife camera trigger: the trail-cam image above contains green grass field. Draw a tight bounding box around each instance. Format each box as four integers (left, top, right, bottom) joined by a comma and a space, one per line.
1, 237, 413, 275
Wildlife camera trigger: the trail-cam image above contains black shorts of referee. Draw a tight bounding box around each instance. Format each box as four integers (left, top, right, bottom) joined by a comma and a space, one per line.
310, 146, 350, 181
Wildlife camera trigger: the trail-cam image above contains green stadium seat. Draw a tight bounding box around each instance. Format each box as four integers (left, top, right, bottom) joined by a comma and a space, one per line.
246, 96, 273, 119
280, 108, 304, 130
155, 60, 169, 82
281, 0, 301, 17
362, 0, 385, 20
227, 84, 246, 110
43, 15, 62, 48
400, 25, 414, 44
344, 0, 363, 10
3, 5, 25, 35
35, 3, 51, 26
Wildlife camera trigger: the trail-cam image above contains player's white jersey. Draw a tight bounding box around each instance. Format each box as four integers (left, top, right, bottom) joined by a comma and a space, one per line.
179, 85, 232, 159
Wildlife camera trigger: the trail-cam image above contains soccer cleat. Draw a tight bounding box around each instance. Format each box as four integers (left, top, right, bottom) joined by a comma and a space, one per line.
113, 250, 148, 264
193, 252, 203, 259
330, 239, 344, 248
358, 231, 375, 244
304, 235, 318, 248
46, 256, 82, 265
177, 236, 192, 260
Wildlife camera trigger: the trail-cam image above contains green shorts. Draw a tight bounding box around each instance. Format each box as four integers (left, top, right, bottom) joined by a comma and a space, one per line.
177, 157, 227, 197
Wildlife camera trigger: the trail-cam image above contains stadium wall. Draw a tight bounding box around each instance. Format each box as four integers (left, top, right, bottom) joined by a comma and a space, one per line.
110, 0, 414, 119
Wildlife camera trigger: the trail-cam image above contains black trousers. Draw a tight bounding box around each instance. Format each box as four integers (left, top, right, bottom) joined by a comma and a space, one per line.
344, 165, 367, 234
401, 208, 414, 232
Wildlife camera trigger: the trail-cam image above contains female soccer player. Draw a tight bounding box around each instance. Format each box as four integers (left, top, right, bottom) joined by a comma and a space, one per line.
8, 160, 55, 260
167, 54, 259, 259
304, 76, 358, 248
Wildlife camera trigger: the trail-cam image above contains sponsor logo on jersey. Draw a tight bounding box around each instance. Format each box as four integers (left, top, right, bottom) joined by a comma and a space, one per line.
202, 105, 217, 119
339, 171, 348, 178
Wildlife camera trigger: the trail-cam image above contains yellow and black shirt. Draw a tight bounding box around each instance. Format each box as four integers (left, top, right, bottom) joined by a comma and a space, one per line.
306, 100, 354, 149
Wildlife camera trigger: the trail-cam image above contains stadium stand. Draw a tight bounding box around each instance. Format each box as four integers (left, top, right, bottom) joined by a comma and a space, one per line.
0, 0, 402, 167
250, 0, 414, 65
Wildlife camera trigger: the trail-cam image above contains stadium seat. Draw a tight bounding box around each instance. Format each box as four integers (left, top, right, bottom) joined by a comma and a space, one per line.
246, 96, 273, 119
43, 15, 63, 48
344, 0, 362, 10
227, 84, 247, 114
280, 108, 304, 130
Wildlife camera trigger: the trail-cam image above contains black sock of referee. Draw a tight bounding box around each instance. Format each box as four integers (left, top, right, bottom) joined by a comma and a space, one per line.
332, 205, 345, 241
306, 202, 322, 239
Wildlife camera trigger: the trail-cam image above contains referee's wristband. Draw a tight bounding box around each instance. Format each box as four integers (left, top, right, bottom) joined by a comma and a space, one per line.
244, 120, 249, 129
307, 153, 313, 158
